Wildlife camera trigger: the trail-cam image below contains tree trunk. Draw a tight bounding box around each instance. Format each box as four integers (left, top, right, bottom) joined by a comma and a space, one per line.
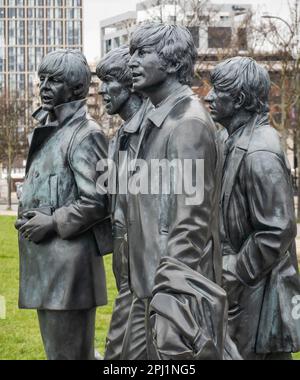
6, 145, 12, 211
296, 71, 300, 220
6, 172, 12, 211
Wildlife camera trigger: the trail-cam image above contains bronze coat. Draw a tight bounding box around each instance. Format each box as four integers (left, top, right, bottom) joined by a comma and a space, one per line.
126, 86, 223, 298
19, 100, 109, 310
220, 114, 300, 356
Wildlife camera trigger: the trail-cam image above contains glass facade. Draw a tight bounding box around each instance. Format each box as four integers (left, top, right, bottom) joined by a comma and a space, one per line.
0, 0, 83, 97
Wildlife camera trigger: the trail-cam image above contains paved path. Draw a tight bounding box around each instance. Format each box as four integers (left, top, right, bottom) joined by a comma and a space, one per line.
0, 204, 18, 216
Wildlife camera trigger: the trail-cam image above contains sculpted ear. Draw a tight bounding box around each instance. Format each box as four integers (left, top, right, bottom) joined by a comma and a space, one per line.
166, 62, 181, 74
73, 84, 84, 97
234, 92, 246, 110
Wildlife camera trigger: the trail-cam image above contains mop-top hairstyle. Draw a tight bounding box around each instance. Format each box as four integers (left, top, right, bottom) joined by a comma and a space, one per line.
210, 56, 270, 114
96, 45, 133, 88
129, 23, 198, 86
38, 49, 91, 100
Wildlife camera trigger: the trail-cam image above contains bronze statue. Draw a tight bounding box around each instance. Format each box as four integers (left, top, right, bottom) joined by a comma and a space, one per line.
119, 23, 225, 359
205, 56, 300, 360
96, 46, 150, 360
15, 49, 110, 360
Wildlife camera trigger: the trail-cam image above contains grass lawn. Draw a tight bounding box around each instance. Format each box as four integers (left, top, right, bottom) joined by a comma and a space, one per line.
0, 215, 117, 360
0, 215, 299, 360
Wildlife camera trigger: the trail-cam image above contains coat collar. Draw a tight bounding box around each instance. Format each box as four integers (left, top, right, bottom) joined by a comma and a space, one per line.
26, 100, 87, 173
222, 113, 269, 225
227, 113, 269, 152
123, 98, 153, 134
32, 99, 87, 127
147, 85, 193, 128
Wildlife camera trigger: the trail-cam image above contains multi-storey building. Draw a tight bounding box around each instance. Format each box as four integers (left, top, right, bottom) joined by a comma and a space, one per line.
0, 0, 83, 199
0, 0, 83, 100
100, 0, 251, 57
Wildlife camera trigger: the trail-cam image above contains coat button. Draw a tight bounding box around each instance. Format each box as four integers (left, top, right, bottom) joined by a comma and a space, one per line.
34, 171, 40, 178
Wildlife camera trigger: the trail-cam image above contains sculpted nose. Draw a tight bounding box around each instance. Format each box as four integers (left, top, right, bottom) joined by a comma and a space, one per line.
204, 89, 214, 103
99, 82, 106, 95
40, 77, 49, 91
128, 52, 138, 69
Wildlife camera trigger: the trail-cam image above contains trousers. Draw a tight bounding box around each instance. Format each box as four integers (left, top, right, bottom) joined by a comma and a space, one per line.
37, 308, 96, 360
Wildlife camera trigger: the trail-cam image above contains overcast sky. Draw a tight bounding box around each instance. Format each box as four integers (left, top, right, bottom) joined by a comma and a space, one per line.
83, 0, 291, 62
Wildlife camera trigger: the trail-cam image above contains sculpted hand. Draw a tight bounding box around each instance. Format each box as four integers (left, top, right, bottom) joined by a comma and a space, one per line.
19, 211, 55, 244
15, 218, 28, 231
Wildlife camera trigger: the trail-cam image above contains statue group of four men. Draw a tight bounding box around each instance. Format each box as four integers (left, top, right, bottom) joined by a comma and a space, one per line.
15, 23, 300, 360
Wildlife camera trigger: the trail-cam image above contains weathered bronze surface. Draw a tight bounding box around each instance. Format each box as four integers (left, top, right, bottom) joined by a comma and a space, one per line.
205, 56, 300, 360
16, 49, 110, 360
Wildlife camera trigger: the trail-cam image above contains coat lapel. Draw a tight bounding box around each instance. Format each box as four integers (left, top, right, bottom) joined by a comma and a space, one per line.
222, 116, 258, 223
26, 125, 60, 173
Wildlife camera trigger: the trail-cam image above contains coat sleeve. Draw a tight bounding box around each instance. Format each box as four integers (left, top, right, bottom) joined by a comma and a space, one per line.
235, 150, 297, 285
165, 117, 218, 272
53, 130, 109, 239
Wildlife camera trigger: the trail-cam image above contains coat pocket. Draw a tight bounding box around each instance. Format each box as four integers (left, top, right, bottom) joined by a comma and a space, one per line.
49, 175, 58, 208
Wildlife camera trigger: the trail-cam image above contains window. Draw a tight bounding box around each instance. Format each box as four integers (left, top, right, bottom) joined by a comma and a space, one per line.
55, 21, 63, 45
37, 8, 44, 18
238, 28, 248, 50
8, 47, 16, 71
17, 73, 25, 96
46, 20, 55, 45
27, 20, 35, 44
9, 74, 17, 93
17, 21, 25, 44
105, 39, 112, 54
187, 26, 199, 48
36, 20, 44, 45
73, 20, 81, 45
0, 47, 4, 72
208, 27, 232, 49
55, 8, 63, 18
114, 36, 120, 48
8, 8, 17, 18
28, 47, 35, 71
27, 8, 34, 18
0, 74, 4, 93
18, 8, 25, 18
8, 21, 16, 46
17, 48, 25, 71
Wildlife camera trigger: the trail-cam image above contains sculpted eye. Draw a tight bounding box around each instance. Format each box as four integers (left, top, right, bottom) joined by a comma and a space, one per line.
51, 77, 61, 83
138, 49, 146, 57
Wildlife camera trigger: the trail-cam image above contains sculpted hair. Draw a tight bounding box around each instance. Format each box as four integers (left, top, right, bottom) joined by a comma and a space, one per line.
129, 23, 198, 86
210, 56, 270, 114
38, 49, 91, 99
96, 45, 133, 88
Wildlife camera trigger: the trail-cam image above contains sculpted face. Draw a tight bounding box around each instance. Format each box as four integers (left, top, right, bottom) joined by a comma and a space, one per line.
99, 76, 130, 115
205, 87, 236, 125
39, 72, 74, 111
129, 46, 167, 93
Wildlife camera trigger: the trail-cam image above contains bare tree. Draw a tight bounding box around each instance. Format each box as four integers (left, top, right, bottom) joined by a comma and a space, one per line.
254, 0, 300, 217
0, 93, 33, 210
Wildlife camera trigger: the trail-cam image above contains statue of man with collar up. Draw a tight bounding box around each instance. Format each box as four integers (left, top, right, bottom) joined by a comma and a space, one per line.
205, 56, 300, 360
96, 45, 151, 360
15, 49, 111, 360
